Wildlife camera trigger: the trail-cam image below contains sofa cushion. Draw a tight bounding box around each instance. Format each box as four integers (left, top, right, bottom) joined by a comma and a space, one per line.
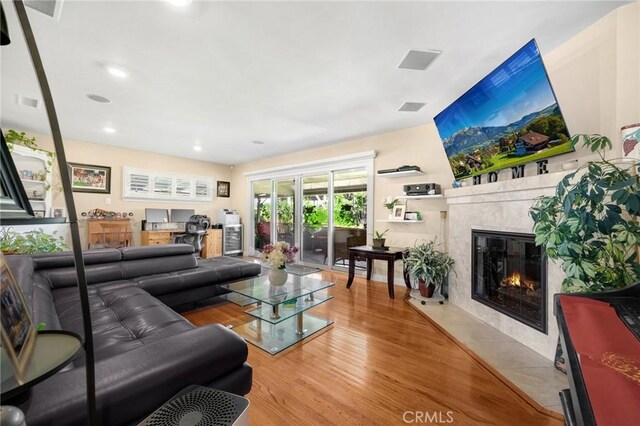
197, 256, 262, 282
53, 285, 193, 365
119, 244, 194, 260
5, 255, 62, 331
32, 249, 122, 270
121, 255, 197, 280
37, 262, 124, 289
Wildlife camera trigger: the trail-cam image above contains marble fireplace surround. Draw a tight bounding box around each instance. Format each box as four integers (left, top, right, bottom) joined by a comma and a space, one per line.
444, 172, 567, 360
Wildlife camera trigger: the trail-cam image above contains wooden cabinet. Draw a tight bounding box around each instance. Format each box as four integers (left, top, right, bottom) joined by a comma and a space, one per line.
140, 228, 222, 258
141, 230, 177, 246
202, 229, 223, 258
88, 219, 132, 249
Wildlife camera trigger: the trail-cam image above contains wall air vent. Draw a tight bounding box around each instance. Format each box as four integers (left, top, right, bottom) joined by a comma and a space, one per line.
15, 94, 41, 108
398, 50, 441, 71
25, 0, 64, 21
399, 102, 425, 112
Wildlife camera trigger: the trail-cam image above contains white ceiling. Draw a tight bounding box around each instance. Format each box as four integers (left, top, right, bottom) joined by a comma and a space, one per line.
0, 1, 629, 165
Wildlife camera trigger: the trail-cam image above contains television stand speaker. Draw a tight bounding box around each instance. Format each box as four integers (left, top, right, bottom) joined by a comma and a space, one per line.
138, 386, 249, 426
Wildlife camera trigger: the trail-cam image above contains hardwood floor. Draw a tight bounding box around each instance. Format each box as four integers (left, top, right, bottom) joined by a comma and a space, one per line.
184, 271, 563, 426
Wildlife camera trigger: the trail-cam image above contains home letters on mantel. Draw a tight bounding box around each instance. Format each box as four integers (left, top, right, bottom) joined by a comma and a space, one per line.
472, 160, 549, 185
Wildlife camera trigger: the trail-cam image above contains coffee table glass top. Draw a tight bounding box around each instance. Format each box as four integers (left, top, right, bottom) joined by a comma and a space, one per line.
222, 275, 335, 306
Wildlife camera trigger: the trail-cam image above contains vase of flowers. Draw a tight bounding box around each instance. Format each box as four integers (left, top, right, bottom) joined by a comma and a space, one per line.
260, 241, 299, 286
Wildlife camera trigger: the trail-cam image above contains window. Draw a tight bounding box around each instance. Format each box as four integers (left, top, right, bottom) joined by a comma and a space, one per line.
122, 167, 213, 201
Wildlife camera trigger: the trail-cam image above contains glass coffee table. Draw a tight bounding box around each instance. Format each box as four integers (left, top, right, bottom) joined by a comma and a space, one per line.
220, 275, 335, 355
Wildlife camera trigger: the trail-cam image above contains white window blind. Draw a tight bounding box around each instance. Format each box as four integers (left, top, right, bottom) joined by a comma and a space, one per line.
122, 167, 214, 202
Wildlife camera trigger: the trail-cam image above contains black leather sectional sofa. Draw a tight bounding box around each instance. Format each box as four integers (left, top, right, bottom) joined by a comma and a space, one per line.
5, 244, 261, 425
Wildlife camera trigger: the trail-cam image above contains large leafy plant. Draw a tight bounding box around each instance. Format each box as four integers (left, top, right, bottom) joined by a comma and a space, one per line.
529, 134, 640, 292
404, 240, 454, 288
0, 227, 67, 255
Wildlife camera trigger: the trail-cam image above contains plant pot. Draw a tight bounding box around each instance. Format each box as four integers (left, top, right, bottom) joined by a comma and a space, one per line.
372, 238, 385, 248
418, 280, 435, 298
268, 268, 288, 286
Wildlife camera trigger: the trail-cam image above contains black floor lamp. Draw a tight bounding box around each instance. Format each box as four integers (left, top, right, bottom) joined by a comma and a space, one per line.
5, 1, 98, 423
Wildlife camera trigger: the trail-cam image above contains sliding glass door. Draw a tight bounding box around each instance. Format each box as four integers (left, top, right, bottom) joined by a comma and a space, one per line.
249, 164, 371, 270
252, 179, 271, 252
332, 170, 368, 267
275, 179, 295, 246
301, 175, 329, 265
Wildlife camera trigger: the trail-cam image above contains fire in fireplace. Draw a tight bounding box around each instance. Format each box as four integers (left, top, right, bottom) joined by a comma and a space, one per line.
472, 230, 547, 333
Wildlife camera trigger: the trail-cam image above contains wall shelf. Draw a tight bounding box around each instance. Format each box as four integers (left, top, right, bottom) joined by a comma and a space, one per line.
376, 219, 424, 223
396, 194, 444, 200
377, 170, 424, 178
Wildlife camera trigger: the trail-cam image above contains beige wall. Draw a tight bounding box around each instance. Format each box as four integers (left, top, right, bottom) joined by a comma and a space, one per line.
231, 124, 453, 283
232, 3, 639, 280
23, 133, 233, 247
9, 3, 637, 258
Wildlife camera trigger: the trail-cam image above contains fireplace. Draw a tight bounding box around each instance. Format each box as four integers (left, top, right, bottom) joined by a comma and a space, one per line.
472, 230, 547, 334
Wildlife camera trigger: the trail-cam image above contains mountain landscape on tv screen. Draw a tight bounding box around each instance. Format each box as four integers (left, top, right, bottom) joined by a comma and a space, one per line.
443, 102, 570, 180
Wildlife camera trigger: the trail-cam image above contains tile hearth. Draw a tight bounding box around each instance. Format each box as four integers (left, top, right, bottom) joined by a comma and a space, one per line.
407, 299, 568, 414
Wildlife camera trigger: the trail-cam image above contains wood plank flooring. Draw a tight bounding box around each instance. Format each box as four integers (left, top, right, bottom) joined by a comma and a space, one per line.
183, 270, 563, 426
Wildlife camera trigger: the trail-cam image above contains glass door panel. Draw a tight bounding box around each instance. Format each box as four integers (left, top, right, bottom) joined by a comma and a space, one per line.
301, 175, 329, 265
275, 179, 295, 247
252, 180, 272, 252
332, 169, 367, 268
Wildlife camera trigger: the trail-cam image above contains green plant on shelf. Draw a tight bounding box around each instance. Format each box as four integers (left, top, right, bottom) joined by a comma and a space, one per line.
0, 227, 67, 255
4, 129, 57, 192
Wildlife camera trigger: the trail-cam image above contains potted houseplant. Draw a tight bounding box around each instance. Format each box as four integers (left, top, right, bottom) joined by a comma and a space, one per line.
529, 133, 640, 373
260, 241, 299, 286
0, 227, 67, 255
404, 240, 455, 298
372, 229, 388, 248
530, 134, 640, 293
383, 197, 398, 220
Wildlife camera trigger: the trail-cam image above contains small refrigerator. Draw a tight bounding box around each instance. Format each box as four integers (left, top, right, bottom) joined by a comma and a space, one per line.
223, 224, 243, 256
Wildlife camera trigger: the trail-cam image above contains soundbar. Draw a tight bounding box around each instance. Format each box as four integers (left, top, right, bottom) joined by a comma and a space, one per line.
404, 183, 441, 195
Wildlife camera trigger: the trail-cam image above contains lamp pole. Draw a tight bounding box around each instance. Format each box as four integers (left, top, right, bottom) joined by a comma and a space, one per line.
11, 1, 98, 424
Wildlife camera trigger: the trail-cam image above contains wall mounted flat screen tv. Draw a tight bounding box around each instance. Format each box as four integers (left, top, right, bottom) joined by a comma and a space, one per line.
434, 39, 571, 180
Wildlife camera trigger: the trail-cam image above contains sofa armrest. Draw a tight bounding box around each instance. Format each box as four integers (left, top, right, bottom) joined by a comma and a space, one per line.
20, 324, 250, 426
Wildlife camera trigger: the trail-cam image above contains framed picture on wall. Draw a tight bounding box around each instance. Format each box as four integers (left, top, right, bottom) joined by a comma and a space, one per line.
68, 163, 111, 194
217, 181, 230, 198
51, 207, 66, 219
1, 253, 36, 379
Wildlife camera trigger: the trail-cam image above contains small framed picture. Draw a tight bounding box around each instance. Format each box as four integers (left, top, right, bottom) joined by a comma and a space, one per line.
68, 163, 111, 194
217, 181, 230, 198
392, 205, 406, 220
51, 207, 66, 219
1, 253, 36, 379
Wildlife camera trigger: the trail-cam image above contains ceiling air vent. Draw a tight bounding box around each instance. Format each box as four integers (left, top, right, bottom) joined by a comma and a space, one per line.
15, 94, 41, 109
398, 50, 441, 71
399, 102, 426, 112
25, 0, 64, 21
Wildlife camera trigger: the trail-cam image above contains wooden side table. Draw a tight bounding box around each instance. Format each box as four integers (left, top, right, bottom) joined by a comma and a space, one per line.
345, 245, 411, 299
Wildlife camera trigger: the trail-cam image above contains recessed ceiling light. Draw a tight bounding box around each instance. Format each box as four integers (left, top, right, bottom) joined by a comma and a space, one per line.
87, 94, 111, 103
103, 127, 116, 134
193, 145, 202, 152
106, 66, 128, 78
166, 0, 192, 7
252, 140, 265, 145
399, 102, 426, 112
398, 50, 442, 71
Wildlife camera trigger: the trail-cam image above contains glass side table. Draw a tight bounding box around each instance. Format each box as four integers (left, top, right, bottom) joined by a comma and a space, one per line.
1, 330, 82, 400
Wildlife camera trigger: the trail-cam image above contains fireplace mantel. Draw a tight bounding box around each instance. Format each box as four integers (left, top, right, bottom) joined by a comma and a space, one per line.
444, 171, 566, 205
444, 170, 566, 360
